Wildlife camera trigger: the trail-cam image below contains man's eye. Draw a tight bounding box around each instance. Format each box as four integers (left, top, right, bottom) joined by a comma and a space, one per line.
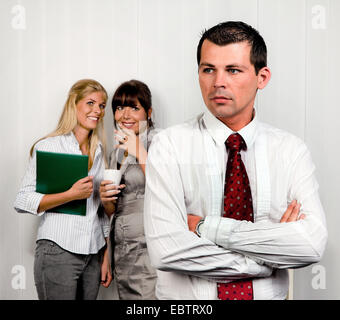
228, 69, 241, 74
87, 101, 94, 105
99, 104, 106, 109
203, 68, 214, 74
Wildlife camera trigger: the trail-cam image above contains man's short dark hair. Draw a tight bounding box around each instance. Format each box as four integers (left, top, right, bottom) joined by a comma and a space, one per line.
197, 21, 267, 75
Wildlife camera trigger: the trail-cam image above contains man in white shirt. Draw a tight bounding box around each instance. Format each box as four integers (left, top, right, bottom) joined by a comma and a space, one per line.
143, 21, 327, 299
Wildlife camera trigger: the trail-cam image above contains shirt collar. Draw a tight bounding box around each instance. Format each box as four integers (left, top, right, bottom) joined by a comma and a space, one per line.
68, 131, 79, 147
202, 108, 258, 150
68, 131, 103, 148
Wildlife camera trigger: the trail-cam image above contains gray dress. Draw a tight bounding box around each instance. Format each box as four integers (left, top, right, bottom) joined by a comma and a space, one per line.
109, 128, 157, 300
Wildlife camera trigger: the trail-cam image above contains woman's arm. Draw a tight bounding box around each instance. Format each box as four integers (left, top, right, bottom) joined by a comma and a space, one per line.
100, 237, 112, 288
99, 180, 125, 217
14, 144, 94, 216
37, 176, 94, 213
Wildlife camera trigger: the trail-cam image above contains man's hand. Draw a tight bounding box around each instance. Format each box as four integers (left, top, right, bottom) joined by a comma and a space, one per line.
280, 200, 306, 223
187, 214, 202, 233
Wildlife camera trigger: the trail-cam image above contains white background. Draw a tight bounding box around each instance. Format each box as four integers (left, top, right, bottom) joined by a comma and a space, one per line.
0, 0, 338, 299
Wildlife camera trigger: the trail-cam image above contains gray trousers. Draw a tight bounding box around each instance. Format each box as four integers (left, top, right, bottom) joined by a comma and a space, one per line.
34, 240, 101, 300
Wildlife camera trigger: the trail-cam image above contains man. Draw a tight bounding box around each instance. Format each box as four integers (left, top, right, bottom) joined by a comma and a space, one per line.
143, 21, 327, 300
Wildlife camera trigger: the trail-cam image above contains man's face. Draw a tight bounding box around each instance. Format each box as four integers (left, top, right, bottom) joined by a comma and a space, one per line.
198, 40, 270, 130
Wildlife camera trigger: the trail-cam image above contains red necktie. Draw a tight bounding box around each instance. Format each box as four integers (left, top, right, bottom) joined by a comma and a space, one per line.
217, 133, 254, 300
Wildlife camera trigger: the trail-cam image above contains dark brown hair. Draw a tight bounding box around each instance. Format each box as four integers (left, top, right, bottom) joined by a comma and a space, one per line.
111, 79, 153, 128
197, 21, 267, 75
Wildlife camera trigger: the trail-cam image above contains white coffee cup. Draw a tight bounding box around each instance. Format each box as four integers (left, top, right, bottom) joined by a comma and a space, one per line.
104, 169, 122, 185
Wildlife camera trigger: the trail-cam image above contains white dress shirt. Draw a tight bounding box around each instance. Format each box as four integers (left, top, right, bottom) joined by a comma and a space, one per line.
144, 110, 328, 300
14, 132, 110, 255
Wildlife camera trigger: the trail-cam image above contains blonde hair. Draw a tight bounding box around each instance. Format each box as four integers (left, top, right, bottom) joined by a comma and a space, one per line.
30, 79, 108, 169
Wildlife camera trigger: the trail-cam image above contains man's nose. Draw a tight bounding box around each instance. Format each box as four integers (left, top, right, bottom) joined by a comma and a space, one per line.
213, 70, 226, 88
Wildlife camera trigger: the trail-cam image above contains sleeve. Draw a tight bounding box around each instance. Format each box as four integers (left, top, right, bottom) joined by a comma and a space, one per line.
143, 131, 272, 282
14, 145, 45, 216
98, 204, 110, 238
97, 155, 111, 238
203, 141, 328, 269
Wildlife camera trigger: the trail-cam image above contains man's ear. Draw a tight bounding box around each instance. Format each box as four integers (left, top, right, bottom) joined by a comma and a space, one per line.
257, 67, 271, 90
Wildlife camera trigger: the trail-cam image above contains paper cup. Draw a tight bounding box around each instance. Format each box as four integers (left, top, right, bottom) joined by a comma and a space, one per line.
104, 169, 122, 185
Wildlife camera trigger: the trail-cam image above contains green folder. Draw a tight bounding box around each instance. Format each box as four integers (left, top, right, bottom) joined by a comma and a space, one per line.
36, 150, 89, 216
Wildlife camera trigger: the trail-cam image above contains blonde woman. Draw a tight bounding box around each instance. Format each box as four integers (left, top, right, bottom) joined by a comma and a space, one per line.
14, 79, 112, 300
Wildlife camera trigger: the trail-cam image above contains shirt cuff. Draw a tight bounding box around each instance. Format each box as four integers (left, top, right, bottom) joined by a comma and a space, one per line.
98, 210, 110, 238
14, 192, 45, 216
201, 215, 220, 241
202, 215, 235, 249
102, 224, 110, 238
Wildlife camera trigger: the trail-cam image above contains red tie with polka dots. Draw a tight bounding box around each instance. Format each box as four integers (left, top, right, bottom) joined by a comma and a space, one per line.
217, 133, 254, 300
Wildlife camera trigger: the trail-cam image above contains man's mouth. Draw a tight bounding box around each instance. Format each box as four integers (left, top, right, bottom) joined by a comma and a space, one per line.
211, 96, 232, 103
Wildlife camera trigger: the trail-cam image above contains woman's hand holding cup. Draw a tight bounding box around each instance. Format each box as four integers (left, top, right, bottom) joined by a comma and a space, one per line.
100, 169, 125, 203
100, 180, 125, 203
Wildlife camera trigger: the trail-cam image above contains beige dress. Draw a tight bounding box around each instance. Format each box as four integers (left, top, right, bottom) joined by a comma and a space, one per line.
109, 128, 157, 300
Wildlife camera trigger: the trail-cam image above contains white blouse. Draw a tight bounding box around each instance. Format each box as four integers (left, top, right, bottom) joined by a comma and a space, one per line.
14, 132, 110, 255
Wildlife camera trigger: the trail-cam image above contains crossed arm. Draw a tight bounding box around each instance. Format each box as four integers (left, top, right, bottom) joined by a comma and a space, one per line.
186, 200, 311, 270
144, 132, 327, 283
188, 199, 305, 234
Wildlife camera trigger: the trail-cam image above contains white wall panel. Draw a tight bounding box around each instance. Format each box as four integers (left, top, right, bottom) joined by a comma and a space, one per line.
1, 0, 339, 300
258, 0, 306, 138
294, 0, 339, 300
205, 0, 258, 28
0, 0, 43, 300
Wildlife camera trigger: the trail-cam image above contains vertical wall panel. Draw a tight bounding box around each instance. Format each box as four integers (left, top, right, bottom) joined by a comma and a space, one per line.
0, 0, 22, 299
1, 0, 45, 300
138, 0, 166, 128
206, 0, 258, 28
174, 0, 208, 121
109, 0, 139, 82
294, 0, 339, 300
258, 0, 306, 139
152, 0, 185, 127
